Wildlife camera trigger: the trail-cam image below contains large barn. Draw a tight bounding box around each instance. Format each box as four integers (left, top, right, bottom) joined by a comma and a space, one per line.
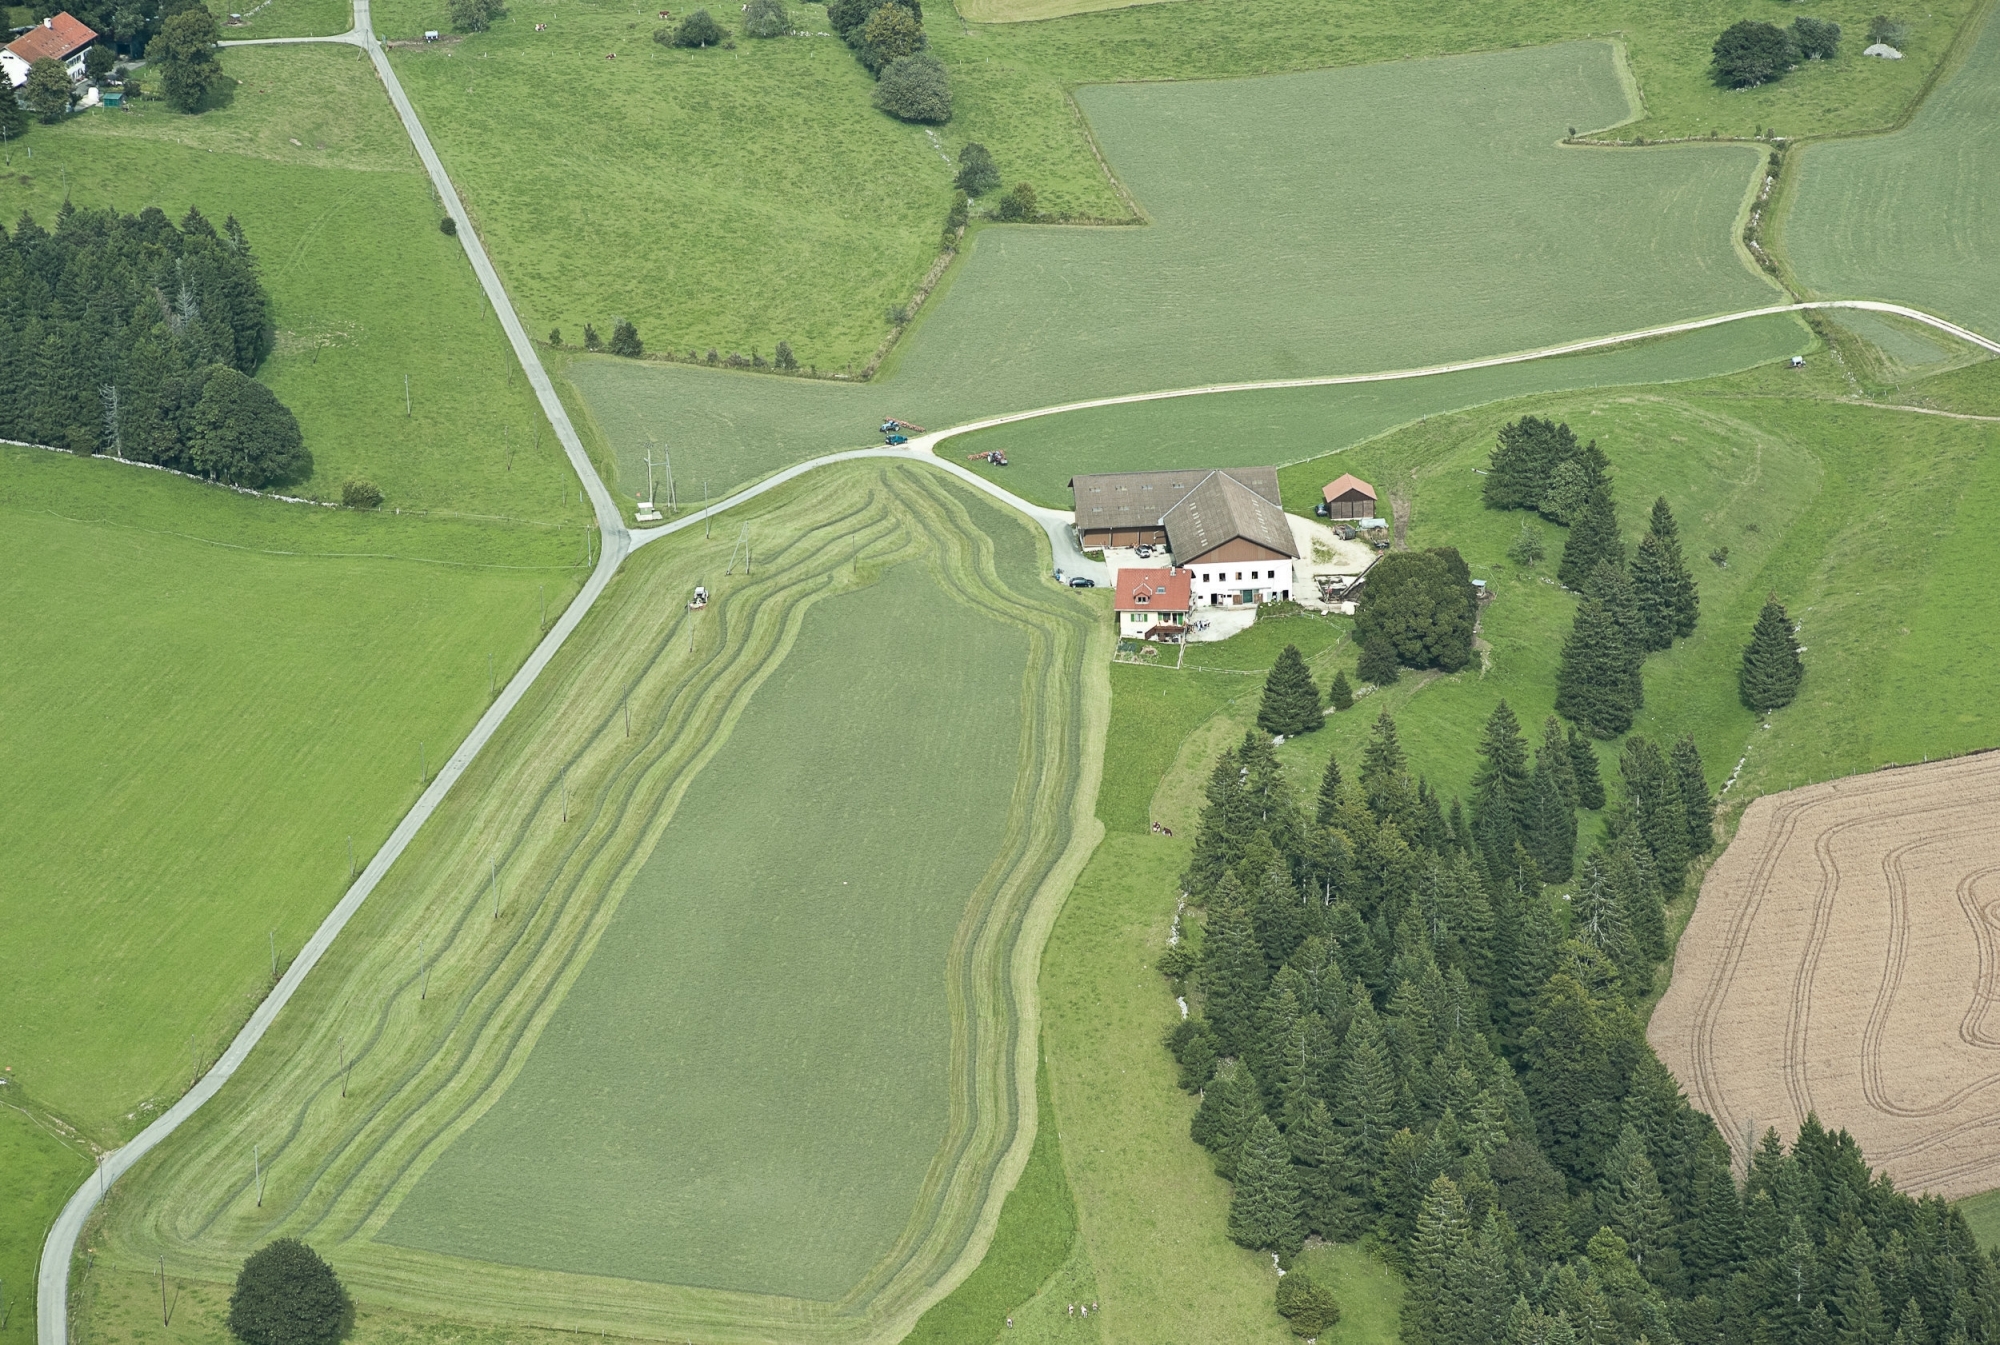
1070, 466, 1285, 550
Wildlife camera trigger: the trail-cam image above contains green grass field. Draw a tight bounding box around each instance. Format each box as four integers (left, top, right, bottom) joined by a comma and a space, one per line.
1783, 2, 2000, 346
0, 45, 580, 525
0, 1106, 91, 1335
218, 0, 354, 38
0, 446, 576, 1330
945, 315, 1806, 509
92, 463, 1106, 1345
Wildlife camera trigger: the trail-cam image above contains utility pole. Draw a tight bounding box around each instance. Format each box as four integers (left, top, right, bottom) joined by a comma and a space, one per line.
420, 741, 427, 785
490, 859, 498, 918
269, 931, 277, 979
160, 1257, 168, 1325
640, 448, 660, 507
253, 1143, 263, 1206
405, 374, 412, 418
561, 767, 568, 822
489, 652, 495, 697
349, 835, 355, 880
419, 939, 428, 1000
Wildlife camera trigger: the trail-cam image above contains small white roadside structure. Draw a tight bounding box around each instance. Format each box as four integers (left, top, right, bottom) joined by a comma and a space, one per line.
1863, 42, 1904, 57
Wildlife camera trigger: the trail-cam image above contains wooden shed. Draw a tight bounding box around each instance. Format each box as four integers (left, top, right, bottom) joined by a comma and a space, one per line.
1321, 473, 1378, 520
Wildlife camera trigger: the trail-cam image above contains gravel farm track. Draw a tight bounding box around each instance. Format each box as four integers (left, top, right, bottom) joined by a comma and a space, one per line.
33, 2, 2000, 1339
1652, 751, 2000, 1196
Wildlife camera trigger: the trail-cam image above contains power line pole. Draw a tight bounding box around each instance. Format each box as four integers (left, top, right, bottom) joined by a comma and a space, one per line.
404, 374, 412, 417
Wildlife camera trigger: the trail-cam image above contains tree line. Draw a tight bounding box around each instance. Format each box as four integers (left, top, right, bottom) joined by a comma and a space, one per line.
3, 203, 307, 486
1159, 707, 2000, 1343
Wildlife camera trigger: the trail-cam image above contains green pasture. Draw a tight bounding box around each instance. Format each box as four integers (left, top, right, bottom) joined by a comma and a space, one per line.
1959, 1189, 2000, 1251
0, 1106, 91, 1334
218, 0, 354, 39
947, 315, 1806, 509
0, 45, 578, 525
0, 446, 577, 1132
93, 463, 1105, 1345
1784, 3, 2000, 348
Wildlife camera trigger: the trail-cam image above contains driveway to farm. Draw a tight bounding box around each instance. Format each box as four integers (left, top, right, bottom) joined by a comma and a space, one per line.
34, 13, 2000, 1339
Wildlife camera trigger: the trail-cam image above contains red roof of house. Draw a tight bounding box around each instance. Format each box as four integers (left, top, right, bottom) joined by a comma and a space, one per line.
1322, 473, 1377, 504
1115, 567, 1192, 614
8, 12, 97, 63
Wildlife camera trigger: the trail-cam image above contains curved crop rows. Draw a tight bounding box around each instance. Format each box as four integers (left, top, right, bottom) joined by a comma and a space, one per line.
1652, 752, 2000, 1196
92, 462, 1106, 1344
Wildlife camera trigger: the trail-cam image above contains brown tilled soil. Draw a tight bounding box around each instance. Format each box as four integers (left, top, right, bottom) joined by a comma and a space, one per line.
1651, 751, 2000, 1196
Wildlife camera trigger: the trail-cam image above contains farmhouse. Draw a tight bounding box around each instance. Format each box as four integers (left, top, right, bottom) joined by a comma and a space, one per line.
1, 13, 97, 89
1163, 470, 1298, 607
1319, 473, 1378, 519
1069, 465, 1283, 550
1115, 566, 1191, 638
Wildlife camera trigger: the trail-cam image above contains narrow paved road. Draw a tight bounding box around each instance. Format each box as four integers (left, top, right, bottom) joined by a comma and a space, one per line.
36, 24, 2000, 1341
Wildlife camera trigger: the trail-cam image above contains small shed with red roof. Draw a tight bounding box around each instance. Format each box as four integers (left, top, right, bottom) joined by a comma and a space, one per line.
1320, 473, 1377, 519
1116, 567, 1192, 639
2, 13, 98, 90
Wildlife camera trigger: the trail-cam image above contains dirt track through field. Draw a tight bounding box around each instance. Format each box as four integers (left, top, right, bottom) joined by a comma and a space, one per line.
1652, 752, 2000, 1196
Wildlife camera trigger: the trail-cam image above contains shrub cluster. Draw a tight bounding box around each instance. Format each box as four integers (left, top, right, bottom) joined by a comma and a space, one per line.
828, 0, 951, 121
742, 0, 787, 36
447, 0, 503, 31
1710, 16, 1840, 87
661, 8, 722, 46
2, 203, 310, 487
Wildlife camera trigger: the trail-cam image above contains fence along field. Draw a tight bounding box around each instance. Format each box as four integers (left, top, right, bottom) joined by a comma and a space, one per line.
92, 463, 1104, 1345
1652, 752, 2000, 1196
1783, 3, 2000, 350
570, 41, 1788, 503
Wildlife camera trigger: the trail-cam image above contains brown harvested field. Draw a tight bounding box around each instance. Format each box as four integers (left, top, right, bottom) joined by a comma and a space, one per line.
1651, 751, 2000, 1197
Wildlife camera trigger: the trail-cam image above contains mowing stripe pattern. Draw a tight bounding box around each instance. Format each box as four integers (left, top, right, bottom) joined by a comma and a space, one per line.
96, 463, 1107, 1344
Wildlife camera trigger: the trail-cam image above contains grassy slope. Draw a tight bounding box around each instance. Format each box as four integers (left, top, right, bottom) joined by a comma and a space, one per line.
947, 316, 1806, 509
0, 46, 579, 524
0, 1106, 91, 1333
1782, 2, 2000, 346
218, 0, 354, 38
93, 464, 1100, 1345
366, 0, 1975, 379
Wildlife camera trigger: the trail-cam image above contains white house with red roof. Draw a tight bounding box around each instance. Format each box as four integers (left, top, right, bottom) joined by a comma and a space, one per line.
3, 12, 98, 90
1115, 567, 1191, 639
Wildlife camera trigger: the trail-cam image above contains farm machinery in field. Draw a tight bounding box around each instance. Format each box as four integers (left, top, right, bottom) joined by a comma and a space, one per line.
880, 418, 925, 445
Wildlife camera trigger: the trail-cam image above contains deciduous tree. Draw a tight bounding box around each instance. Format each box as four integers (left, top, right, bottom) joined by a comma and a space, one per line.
24, 57, 73, 121
873, 51, 950, 122
953, 140, 999, 196
1712, 19, 1794, 87
228, 1239, 350, 1345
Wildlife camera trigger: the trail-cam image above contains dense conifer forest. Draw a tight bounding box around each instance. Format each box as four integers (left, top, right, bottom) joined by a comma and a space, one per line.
0, 203, 306, 486
1162, 711, 2000, 1344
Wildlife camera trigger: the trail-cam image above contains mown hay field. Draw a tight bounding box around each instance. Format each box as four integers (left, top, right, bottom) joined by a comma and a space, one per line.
1651, 753, 2000, 1195
1784, 3, 2000, 349
0, 45, 578, 523
94, 463, 1106, 1345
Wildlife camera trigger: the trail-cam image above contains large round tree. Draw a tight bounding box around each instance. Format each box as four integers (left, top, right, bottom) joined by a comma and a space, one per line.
228, 1239, 350, 1345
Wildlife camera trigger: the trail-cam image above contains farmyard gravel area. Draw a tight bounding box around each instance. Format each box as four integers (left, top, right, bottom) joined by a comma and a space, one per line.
1652, 751, 2000, 1196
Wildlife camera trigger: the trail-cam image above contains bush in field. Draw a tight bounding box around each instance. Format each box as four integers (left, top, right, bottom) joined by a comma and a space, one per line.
1507, 522, 1545, 568
228, 1239, 350, 1345
1327, 668, 1354, 713
1275, 1271, 1340, 1337
342, 479, 383, 509
858, 3, 923, 73
670, 9, 723, 46
1869, 14, 1908, 45
1712, 20, 1794, 87
447, 0, 503, 32
608, 319, 643, 357
873, 52, 950, 123
954, 141, 999, 196
994, 181, 1037, 221
1792, 15, 1840, 59
743, 0, 787, 35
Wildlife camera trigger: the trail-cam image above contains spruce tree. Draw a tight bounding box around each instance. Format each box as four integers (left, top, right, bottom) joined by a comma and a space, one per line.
1670, 734, 1713, 857
1567, 724, 1607, 809
1630, 531, 1680, 651
1357, 633, 1400, 685
1334, 993, 1398, 1184
1404, 1175, 1472, 1343
1540, 716, 1578, 806
1740, 595, 1805, 712
1525, 754, 1577, 882
1586, 559, 1648, 701
1289, 1098, 1356, 1239
1648, 496, 1700, 637
1191, 1058, 1266, 1179
1555, 597, 1639, 738
1605, 1126, 1673, 1274
1183, 751, 1252, 900
1259, 643, 1324, 736
1328, 668, 1355, 713
1229, 1114, 1306, 1254
1484, 416, 1580, 511
1559, 481, 1623, 588
1361, 710, 1415, 825
1622, 736, 1690, 887
1315, 752, 1345, 826
1840, 1264, 1891, 1345
1471, 700, 1532, 872
1200, 876, 1270, 1057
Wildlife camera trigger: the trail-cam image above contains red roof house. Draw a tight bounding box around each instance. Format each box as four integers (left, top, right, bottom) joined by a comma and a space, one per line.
3, 13, 98, 89
1320, 473, 1378, 519
1115, 566, 1192, 638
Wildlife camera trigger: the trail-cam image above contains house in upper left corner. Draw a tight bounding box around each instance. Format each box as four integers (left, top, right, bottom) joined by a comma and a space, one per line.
2, 13, 99, 90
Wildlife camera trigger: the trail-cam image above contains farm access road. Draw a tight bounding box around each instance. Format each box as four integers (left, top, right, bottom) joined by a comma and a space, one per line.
36, 15, 2000, 1340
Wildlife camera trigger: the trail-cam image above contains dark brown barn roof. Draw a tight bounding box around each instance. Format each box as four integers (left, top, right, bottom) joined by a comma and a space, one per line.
1162, 471, 1297, 562
1069, 465, 1281, 533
